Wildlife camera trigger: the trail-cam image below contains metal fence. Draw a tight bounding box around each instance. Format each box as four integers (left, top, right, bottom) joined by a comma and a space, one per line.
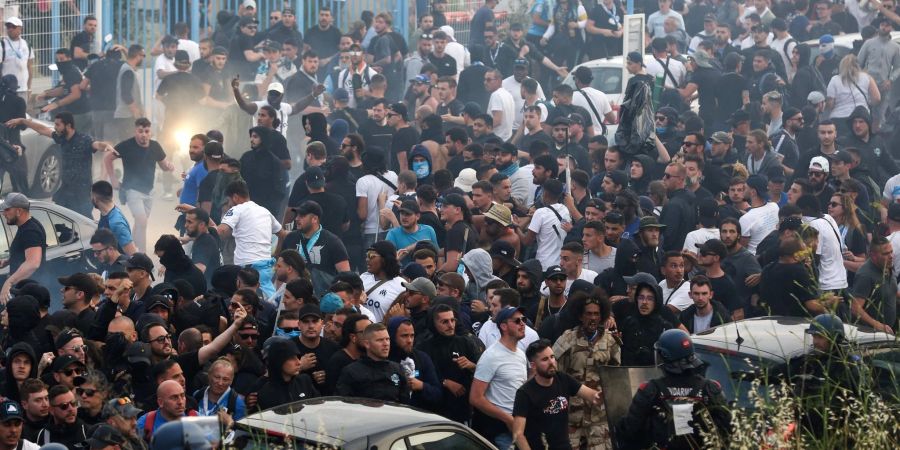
2, 0, 97, 80
2, 0, 506, 123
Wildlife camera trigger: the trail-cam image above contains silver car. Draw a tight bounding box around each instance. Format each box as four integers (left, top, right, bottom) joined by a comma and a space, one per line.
1, 201, 97, 306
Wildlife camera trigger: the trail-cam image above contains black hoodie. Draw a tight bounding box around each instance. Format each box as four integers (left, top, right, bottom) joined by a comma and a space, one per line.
596, 238, 640, 297
255, 339, 319, 411
517, 259, 545, 324
240, 126, 288, 217
415, 305, 482, 423
303, 113, 339, 156
618, 282, 676, 365
4, 295, 50, 355
0, 342, 38, 401
157, 237, 208, 297
840, 105, 896, 188
387, 317, 442, 409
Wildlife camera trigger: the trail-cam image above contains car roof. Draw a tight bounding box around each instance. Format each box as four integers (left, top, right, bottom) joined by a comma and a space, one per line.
803, 31, 900, 48
236, 397, 459, 446
571, 53, 657, 70
692, 316, 894, 363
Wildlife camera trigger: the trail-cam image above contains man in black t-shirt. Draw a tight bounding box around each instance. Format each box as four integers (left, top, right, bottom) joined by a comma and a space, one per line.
38, 49, 90, 131
428, 31, 457, 77
292, 304, 342, 394
281, 200, 351, 277
156, 50, 205, 149
83, 49, 124, 140
105, 118, 175, 253
388, 103, 420, 172
70, 16, 97, 70
440, 194, 479, 272
0, 193, 47, 303
285, 167, 348, 235
184, 208, 221, 283
359, 99, 394, 153
229, 17, 263, 79
512, 339, 601, 450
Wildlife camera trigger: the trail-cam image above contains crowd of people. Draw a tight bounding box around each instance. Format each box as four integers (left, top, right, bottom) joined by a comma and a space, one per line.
1, 0, 900, 448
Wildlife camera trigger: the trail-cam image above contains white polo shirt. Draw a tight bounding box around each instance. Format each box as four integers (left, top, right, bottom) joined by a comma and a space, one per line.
220, 200, 281, 266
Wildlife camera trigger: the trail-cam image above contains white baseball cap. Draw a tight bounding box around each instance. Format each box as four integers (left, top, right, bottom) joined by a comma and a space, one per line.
242, 0, 257, 9
5, 17, 23, 27
809, 156, 830, 173
267, 82, 284, 94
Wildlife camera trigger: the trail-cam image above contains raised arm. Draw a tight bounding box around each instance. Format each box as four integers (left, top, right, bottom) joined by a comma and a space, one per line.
6, 117, 53, 138
231, 76, 259, 114
288, 84, 327, 116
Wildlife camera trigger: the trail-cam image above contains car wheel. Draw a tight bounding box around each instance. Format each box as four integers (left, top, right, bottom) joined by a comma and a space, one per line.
30, 146, 62, 198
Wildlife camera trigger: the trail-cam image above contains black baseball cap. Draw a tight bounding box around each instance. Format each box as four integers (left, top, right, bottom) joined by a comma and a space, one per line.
124, 253, 155, 280
441, 193, 467, 209
293, 200, 323, 218
696, 239, 727, 259
298, 304, 323, 320
304, 166, 326, 188
489, 240, 521, 267
399, 200, 420, 215
389, 103, 408, 121
544, 265, 566, 280
57, 273, 98, 299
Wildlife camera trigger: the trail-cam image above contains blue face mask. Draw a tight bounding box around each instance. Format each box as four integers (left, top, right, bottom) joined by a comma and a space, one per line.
275, 327, 301, 339
412, 161, 429, 178
656, 126, 668, 134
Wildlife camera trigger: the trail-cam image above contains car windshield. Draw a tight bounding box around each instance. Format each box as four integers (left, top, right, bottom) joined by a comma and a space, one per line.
564, 67, 623, 95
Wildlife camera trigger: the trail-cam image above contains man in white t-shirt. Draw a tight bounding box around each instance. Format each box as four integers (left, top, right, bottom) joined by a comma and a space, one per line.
799, 194, 848, 292
153, 36, 179, 91
739, 175, 780, 254
183, 180, 287, 299
541, 242, 598, 296
524, 179, 571, 270
355, 148, 398, 249
2, 17, 33, 97
659, 252, 692, 312
646, 37, 686, 89
359, 241, 406, 322
502, 59, 546, 131
571, 67, 615, 137
471, 306, 528, 450
232, 78, 324, 138
478, 288, 540, 351
485, 68, 515, 141
647, 0, 685, 37
683, 198, 721, 255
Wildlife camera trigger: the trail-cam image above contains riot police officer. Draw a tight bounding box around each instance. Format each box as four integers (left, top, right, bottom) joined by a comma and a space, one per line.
794, 314, 865, 441
615, 329, 730, 449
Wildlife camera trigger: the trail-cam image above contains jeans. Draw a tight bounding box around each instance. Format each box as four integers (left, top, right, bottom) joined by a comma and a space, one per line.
493, 433, 512, 450
250, 257, 276, 299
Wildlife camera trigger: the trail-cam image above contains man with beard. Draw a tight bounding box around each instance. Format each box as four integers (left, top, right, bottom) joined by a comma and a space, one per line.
177, 134, 211, 213
404, 34, 432, 84
799, 120, 840, 180
6, 113, 114, 217
183, 208, 221, 281
100, 397, 144, 450
740, 174, 780, 255
416, 304, 481, 423
36, 385, 88, 447
513, 338, 605, 450
387, 317, 442, 410
0, 194, 47, 303
850, 235, 897, 334
436, 76, 465, 129
806, 155, 836, 215
324, 314, 371, 394
770, 107, 802, 177
633, 217, 666, 280
359, 100, 394, 154
550, 117, 590, 173
515, 259, 546, 324
720, 218, 762, 314
551, 296, 620, 449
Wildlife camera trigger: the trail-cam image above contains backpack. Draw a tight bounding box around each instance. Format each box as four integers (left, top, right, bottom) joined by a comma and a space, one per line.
143, 409, 199, 441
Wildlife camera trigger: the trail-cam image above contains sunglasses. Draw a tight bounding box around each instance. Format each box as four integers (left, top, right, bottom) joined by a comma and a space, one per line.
663, 173, 681, 179
828, 202, 841, 207
148, 334, 172, 345
507, 317, 526, 324
92, 247, 110, 255
655, 116, 667, 122
76, 388, 97, 397
65, 344, 88, 353
52, 401, 78, 410
279, 327, 300, 333
421, 33, 433, 39
239, 333, 259, 340
682, 141, 699, 147
60, 367, 84, 377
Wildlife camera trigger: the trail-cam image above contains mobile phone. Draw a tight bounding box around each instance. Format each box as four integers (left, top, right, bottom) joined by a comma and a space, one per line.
452, 352, 461, 359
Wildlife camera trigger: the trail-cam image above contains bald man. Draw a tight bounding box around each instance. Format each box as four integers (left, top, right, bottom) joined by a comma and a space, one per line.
107, 316, 138, 343
135, 380, 197, 442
